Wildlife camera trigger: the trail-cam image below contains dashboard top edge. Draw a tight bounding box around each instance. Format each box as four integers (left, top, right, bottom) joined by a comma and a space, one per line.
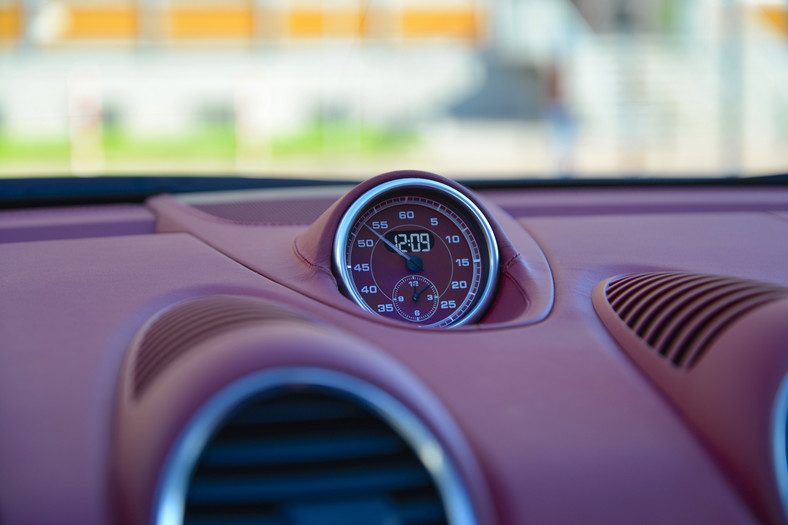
2, 174, 787, 209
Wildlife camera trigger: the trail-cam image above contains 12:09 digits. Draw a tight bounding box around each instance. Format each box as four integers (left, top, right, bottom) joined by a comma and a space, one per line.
385, 230, 434, 253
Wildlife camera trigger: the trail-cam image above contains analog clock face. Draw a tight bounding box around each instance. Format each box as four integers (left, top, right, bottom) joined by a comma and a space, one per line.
333, 178, 499, 328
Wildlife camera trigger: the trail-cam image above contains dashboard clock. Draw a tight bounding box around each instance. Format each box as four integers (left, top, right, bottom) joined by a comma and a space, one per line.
333, 178, 499, 327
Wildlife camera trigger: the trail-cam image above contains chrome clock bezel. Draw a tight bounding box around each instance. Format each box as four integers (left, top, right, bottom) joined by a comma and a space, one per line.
333, 178, 499, 328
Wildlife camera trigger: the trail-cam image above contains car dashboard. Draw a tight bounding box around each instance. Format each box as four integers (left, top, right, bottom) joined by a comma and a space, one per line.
1, 171, 788, 525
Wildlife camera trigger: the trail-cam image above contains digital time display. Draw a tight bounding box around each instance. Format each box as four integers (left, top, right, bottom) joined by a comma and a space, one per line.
385, 230, 434, 253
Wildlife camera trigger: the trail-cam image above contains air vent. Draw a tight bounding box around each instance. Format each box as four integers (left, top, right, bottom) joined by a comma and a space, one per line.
182, 387, 449, 525
600, 272, 788, 369
133, 296, 306, 397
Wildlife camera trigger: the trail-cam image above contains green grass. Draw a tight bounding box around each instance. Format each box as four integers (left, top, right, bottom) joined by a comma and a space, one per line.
103, 124, 237, 162
0, 135, 71, 163
272, 119, 418, 157
0, 119, 418, 171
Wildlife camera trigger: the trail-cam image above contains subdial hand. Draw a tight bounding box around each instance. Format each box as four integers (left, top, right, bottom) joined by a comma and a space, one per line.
364, 224, 424, 272
412, 284, 430, 302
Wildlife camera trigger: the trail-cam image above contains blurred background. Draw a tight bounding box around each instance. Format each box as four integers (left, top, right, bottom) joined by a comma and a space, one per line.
0, 0, 786, 179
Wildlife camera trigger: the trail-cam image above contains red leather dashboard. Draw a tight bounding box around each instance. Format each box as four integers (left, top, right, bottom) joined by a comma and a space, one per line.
1, 178, 787, 524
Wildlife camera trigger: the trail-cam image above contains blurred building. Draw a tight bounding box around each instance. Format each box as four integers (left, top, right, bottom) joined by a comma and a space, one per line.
0, 0, 486, 47
1, 0, 787, 176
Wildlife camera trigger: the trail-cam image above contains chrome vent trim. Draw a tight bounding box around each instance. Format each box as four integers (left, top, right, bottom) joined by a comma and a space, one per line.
603, 272, 788, 369
154, 368, 479, 525
772, 373, 788, 522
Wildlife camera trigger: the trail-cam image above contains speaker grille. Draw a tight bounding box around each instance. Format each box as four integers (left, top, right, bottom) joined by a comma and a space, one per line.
133, 296, 306, 397
183, 387, 449, 525
603, 272, 788, 369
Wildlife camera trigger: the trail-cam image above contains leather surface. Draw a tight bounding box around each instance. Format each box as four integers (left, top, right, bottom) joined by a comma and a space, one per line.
3, 181, 788, 524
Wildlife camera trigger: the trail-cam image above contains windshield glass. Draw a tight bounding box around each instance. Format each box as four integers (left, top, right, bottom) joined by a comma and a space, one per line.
1, 0, 786, 180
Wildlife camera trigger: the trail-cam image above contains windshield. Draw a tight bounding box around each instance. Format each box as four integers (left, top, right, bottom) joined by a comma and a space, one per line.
1, 0, 786, 181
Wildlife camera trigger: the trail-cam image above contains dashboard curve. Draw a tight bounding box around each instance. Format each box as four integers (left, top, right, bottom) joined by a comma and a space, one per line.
1, 176, 788, 525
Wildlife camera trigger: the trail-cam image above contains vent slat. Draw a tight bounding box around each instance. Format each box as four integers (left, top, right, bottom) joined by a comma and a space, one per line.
398, 498, 447, 524
662, 286, 774, 365
603, 272, 788, 369
643, 279, 738, 349
202, 432, 405, 467
185, 513, 283, 525
185, 495, 443, 525
683, 292, 786, 368
188, 464, 430, 505
609, 273, 671, 309
604, 274, 642, 300
142, 305, 257, 359
136, 309, 271, 390
231, 399, 366, 425
631, 275, 721, 337
623, 273, 704, 326
132, 297, 305, 397
651, 281, 755, 355
183, 389, 449, 525
606, 272, 672, 303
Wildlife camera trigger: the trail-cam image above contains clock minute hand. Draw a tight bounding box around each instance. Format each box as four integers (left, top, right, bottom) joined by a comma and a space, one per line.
364, 225, 424, 272
364, 224, 411, 261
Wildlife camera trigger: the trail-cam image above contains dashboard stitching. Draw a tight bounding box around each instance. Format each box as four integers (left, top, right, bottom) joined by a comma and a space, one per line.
500, 252, 524, 273
768, 211, 788, 224
502, 266, 529, 299
292, 238, 336, 281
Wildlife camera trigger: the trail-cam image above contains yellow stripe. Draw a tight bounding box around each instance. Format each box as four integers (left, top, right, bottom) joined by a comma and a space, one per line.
168, 6, 254, 39
0, 5, 485, 43
288, 10, 322, 37
757, 6, 788, 35
288, 9, 366, 38
0, 5, 22, 40
401, 9, 480, 40
65, 7, 137, 39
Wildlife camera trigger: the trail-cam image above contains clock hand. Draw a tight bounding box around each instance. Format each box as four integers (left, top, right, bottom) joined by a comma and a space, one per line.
412, 283, 430, 302
364, 224, 423, 272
